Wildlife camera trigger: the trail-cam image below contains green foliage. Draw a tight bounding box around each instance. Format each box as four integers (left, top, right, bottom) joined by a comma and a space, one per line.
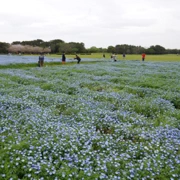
107, 45, 115, 53
0, 42, 10, 54
1, 37, 180, 55
147, 45, 166, 54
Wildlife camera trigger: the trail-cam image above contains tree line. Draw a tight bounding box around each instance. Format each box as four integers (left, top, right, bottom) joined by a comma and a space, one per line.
0, 39, 179, 55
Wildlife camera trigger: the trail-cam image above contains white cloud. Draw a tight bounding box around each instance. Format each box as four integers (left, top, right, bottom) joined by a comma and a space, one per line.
0, 0, 180, 49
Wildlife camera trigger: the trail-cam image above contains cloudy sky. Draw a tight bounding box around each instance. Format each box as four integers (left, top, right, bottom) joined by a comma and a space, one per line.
0, 0, 180, 49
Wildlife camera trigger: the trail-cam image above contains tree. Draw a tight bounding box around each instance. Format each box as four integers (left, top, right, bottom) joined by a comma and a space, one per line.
32, 46, 43, 54
137, 46, 146, 54
12, 41, 21, 45
166, 49, 179, 54
107, 46, 115, 53
154, 45, 166, 54
2, 38, 180, 55
7, 44, 25, 54
49, 39, 65, 53
115, 45, 122, 54
148, 45, 166, 54
88, 46, 99, 53
0, 42, 9, 54
21, 39, 44, 46
24, 45, 33, 54
146, 48, 156, 54
43, 47, 51, 54
73, 42, 86, 53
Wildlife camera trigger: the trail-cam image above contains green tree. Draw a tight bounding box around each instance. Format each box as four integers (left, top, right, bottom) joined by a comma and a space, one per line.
146, 48, 156, 54
88, 46, 99, 53
107, 46, 115, 53
12, 41, 21, 45
49, 39, 65, 53
148, 45, 166, 54
154, 45, 166, 54
0, 42, 10, 54
68, 42, 86, 53
20, 39, 44, 46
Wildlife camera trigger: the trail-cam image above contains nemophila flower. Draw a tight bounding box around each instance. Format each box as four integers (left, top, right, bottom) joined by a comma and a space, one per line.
62, 172, 66, 177
1, 61, 180, 179
1, 174, 6, 178
32, 164, 41, 170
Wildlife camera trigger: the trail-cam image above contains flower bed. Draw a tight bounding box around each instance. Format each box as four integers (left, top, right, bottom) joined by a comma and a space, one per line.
0, 60, 180, 179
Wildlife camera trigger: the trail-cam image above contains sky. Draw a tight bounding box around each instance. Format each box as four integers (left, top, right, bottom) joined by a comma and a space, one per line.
0, 0, 180, 49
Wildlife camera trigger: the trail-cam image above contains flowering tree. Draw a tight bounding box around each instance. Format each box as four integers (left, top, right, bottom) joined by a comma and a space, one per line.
7, 44, 24, 54
7, 44, 51, 54
43, 47, 51, 54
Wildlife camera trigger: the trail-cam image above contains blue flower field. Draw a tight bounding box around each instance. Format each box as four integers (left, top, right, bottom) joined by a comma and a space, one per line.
0, 59, 180, 179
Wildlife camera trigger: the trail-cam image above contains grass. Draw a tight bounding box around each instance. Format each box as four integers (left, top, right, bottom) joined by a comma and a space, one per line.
16, 53, 180, 62
46, 53, 180, 62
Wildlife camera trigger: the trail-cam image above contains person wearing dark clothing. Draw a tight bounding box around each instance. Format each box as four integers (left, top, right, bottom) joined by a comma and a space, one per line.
62, 52, 66, 64
39, 53, 44, 67
74, 54, 81, 64
123, 53, 126, 59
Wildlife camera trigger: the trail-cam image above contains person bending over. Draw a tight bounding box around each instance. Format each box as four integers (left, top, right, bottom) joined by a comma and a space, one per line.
74, 54, 81, 64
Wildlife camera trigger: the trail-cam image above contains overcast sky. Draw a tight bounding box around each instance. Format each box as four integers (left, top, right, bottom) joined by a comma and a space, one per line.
0, 0, 180, 49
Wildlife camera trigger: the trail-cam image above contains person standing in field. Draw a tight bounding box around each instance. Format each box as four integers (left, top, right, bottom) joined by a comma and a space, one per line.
39, 53, 44, 67
142, 53, 146, 61
122, 53, 126, 59
112, 54, 117, 62
74, 54, 81, 64
62, 52, 66, 64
